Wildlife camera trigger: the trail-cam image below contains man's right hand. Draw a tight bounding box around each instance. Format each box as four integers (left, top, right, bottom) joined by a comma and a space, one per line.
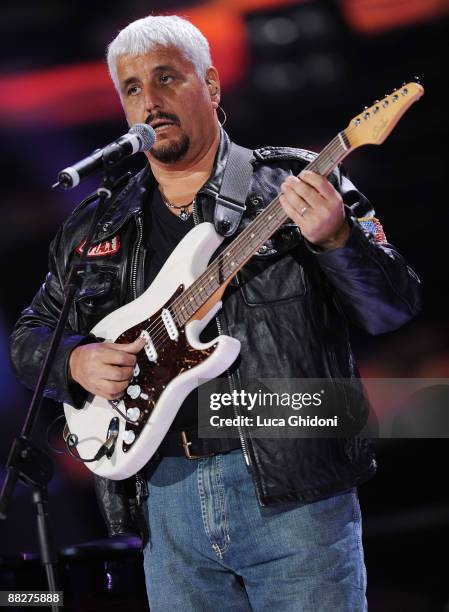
69, 337, 145, 400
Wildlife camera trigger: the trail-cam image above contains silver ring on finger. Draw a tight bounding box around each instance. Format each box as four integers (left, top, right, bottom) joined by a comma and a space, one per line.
299, 205, 309, 217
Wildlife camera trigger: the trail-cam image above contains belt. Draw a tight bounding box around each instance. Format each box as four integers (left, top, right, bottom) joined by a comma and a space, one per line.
157, 428, 241, 459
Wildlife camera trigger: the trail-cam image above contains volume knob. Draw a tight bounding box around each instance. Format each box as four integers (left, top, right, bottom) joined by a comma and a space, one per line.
126, 407, 141, 422
123, 430, 136, 445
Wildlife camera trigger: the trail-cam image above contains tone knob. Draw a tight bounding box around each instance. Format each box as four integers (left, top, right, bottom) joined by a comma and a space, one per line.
123, 430, 136, 445
127, 384, 141, 399
126, 407, 141, 422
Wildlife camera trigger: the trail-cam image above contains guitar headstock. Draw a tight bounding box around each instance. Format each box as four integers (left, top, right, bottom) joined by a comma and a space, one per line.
344, 81, 424, 149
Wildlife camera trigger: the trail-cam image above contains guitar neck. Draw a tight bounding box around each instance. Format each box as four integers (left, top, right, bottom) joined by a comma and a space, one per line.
156, 80, 424, 327
170, 132, 351, 326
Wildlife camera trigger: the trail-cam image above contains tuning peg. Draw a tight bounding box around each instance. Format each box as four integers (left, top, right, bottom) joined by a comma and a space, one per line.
414, 75, 421, 84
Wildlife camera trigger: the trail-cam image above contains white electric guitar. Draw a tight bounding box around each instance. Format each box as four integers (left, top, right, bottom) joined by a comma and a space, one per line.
63, 82, 424, 479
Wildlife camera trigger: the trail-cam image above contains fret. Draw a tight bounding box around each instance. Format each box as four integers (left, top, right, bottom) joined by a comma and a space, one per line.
308, 135, 346, 176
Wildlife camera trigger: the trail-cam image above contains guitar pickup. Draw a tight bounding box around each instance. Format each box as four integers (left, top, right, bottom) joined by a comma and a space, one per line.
140, 330, 158, 362
161, 308, 179, 341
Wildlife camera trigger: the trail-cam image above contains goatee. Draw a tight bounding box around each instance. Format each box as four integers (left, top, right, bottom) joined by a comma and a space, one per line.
151, 134, 190, 164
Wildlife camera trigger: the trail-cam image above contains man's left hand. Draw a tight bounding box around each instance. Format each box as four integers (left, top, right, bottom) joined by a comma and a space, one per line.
279, 170, 350, 251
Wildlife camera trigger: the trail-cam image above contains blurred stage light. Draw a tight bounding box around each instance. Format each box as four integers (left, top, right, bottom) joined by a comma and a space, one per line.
253, 61, 306, 91
262, 16, 300, 44
340, 0, 449, 34
305, 54, 344, 84
248, 2, 347, 93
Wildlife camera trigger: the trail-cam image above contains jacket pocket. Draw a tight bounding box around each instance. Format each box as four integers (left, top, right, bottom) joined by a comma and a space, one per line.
237, 252, 306, 306
75, 264, 120, 333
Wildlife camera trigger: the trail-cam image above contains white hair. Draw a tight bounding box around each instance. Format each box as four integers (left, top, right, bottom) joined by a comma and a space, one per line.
107, 15, 212, 93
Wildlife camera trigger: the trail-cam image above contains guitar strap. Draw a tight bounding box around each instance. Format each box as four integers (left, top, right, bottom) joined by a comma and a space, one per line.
213, 142, 254, 237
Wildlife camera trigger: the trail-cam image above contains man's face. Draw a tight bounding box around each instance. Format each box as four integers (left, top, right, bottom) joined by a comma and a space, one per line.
116, 46, 220, 165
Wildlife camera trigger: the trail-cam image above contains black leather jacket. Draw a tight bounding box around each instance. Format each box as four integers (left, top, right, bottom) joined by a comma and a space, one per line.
10, 129, 421, 538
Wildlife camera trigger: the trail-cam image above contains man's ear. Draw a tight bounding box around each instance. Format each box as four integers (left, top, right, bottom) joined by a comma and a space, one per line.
206, 66, 220, 108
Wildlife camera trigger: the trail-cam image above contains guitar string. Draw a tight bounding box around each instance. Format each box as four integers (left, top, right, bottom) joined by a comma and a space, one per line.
155, 87, 412, 331
135, 134, 348, 351
135, 93, 407, 350
162, 111, 381, 322
136, 134, 348, 349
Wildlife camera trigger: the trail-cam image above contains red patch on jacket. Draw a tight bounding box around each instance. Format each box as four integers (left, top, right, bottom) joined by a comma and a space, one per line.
75, 235, 121, 257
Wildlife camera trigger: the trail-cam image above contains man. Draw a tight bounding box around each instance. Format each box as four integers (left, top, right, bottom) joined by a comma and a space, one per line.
10, 15, 421, 612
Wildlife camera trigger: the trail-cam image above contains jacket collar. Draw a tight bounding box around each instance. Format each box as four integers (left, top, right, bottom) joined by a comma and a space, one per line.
93, 127, 232, 241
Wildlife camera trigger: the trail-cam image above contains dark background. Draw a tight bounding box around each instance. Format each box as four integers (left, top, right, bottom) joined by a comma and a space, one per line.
1, 1, 449, 610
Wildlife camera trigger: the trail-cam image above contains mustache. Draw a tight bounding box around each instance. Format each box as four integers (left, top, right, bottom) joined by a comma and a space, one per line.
145, 111, 181, 127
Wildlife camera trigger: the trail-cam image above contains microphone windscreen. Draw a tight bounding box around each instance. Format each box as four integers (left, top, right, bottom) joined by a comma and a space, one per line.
129, 123, 156, 151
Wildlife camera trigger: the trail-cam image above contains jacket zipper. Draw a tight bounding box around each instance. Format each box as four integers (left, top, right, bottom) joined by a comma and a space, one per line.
131, 216, 143, 300
131, 214, 149, 509
193, 197, 252, 468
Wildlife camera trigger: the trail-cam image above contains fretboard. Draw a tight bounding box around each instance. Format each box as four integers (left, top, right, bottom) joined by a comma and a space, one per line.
170, 131, 350, 325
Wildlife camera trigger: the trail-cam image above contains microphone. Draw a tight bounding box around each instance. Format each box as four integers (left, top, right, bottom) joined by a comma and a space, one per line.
53, 123, 156, 189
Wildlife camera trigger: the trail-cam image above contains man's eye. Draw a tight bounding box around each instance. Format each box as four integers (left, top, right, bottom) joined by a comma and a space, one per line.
160, 74, 174, 84
127, 85, 141, 96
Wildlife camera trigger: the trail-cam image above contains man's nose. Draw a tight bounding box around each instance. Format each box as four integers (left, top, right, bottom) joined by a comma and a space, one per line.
143, 85, 163, 114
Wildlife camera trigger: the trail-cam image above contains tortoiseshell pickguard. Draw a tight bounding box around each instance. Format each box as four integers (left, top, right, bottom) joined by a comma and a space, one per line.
114, 285, 217, 452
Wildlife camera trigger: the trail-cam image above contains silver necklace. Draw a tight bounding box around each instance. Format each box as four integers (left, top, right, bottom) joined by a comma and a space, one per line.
160, 190, 194, 222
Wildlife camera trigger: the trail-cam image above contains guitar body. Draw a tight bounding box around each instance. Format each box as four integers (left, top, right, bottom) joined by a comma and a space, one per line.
63, 222, 241, 480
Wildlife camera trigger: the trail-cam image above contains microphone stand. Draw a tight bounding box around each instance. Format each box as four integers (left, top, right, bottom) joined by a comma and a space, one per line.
0, 169, 129, 610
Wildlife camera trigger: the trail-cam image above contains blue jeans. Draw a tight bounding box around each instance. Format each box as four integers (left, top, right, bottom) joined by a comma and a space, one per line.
142, 449, 367, 611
